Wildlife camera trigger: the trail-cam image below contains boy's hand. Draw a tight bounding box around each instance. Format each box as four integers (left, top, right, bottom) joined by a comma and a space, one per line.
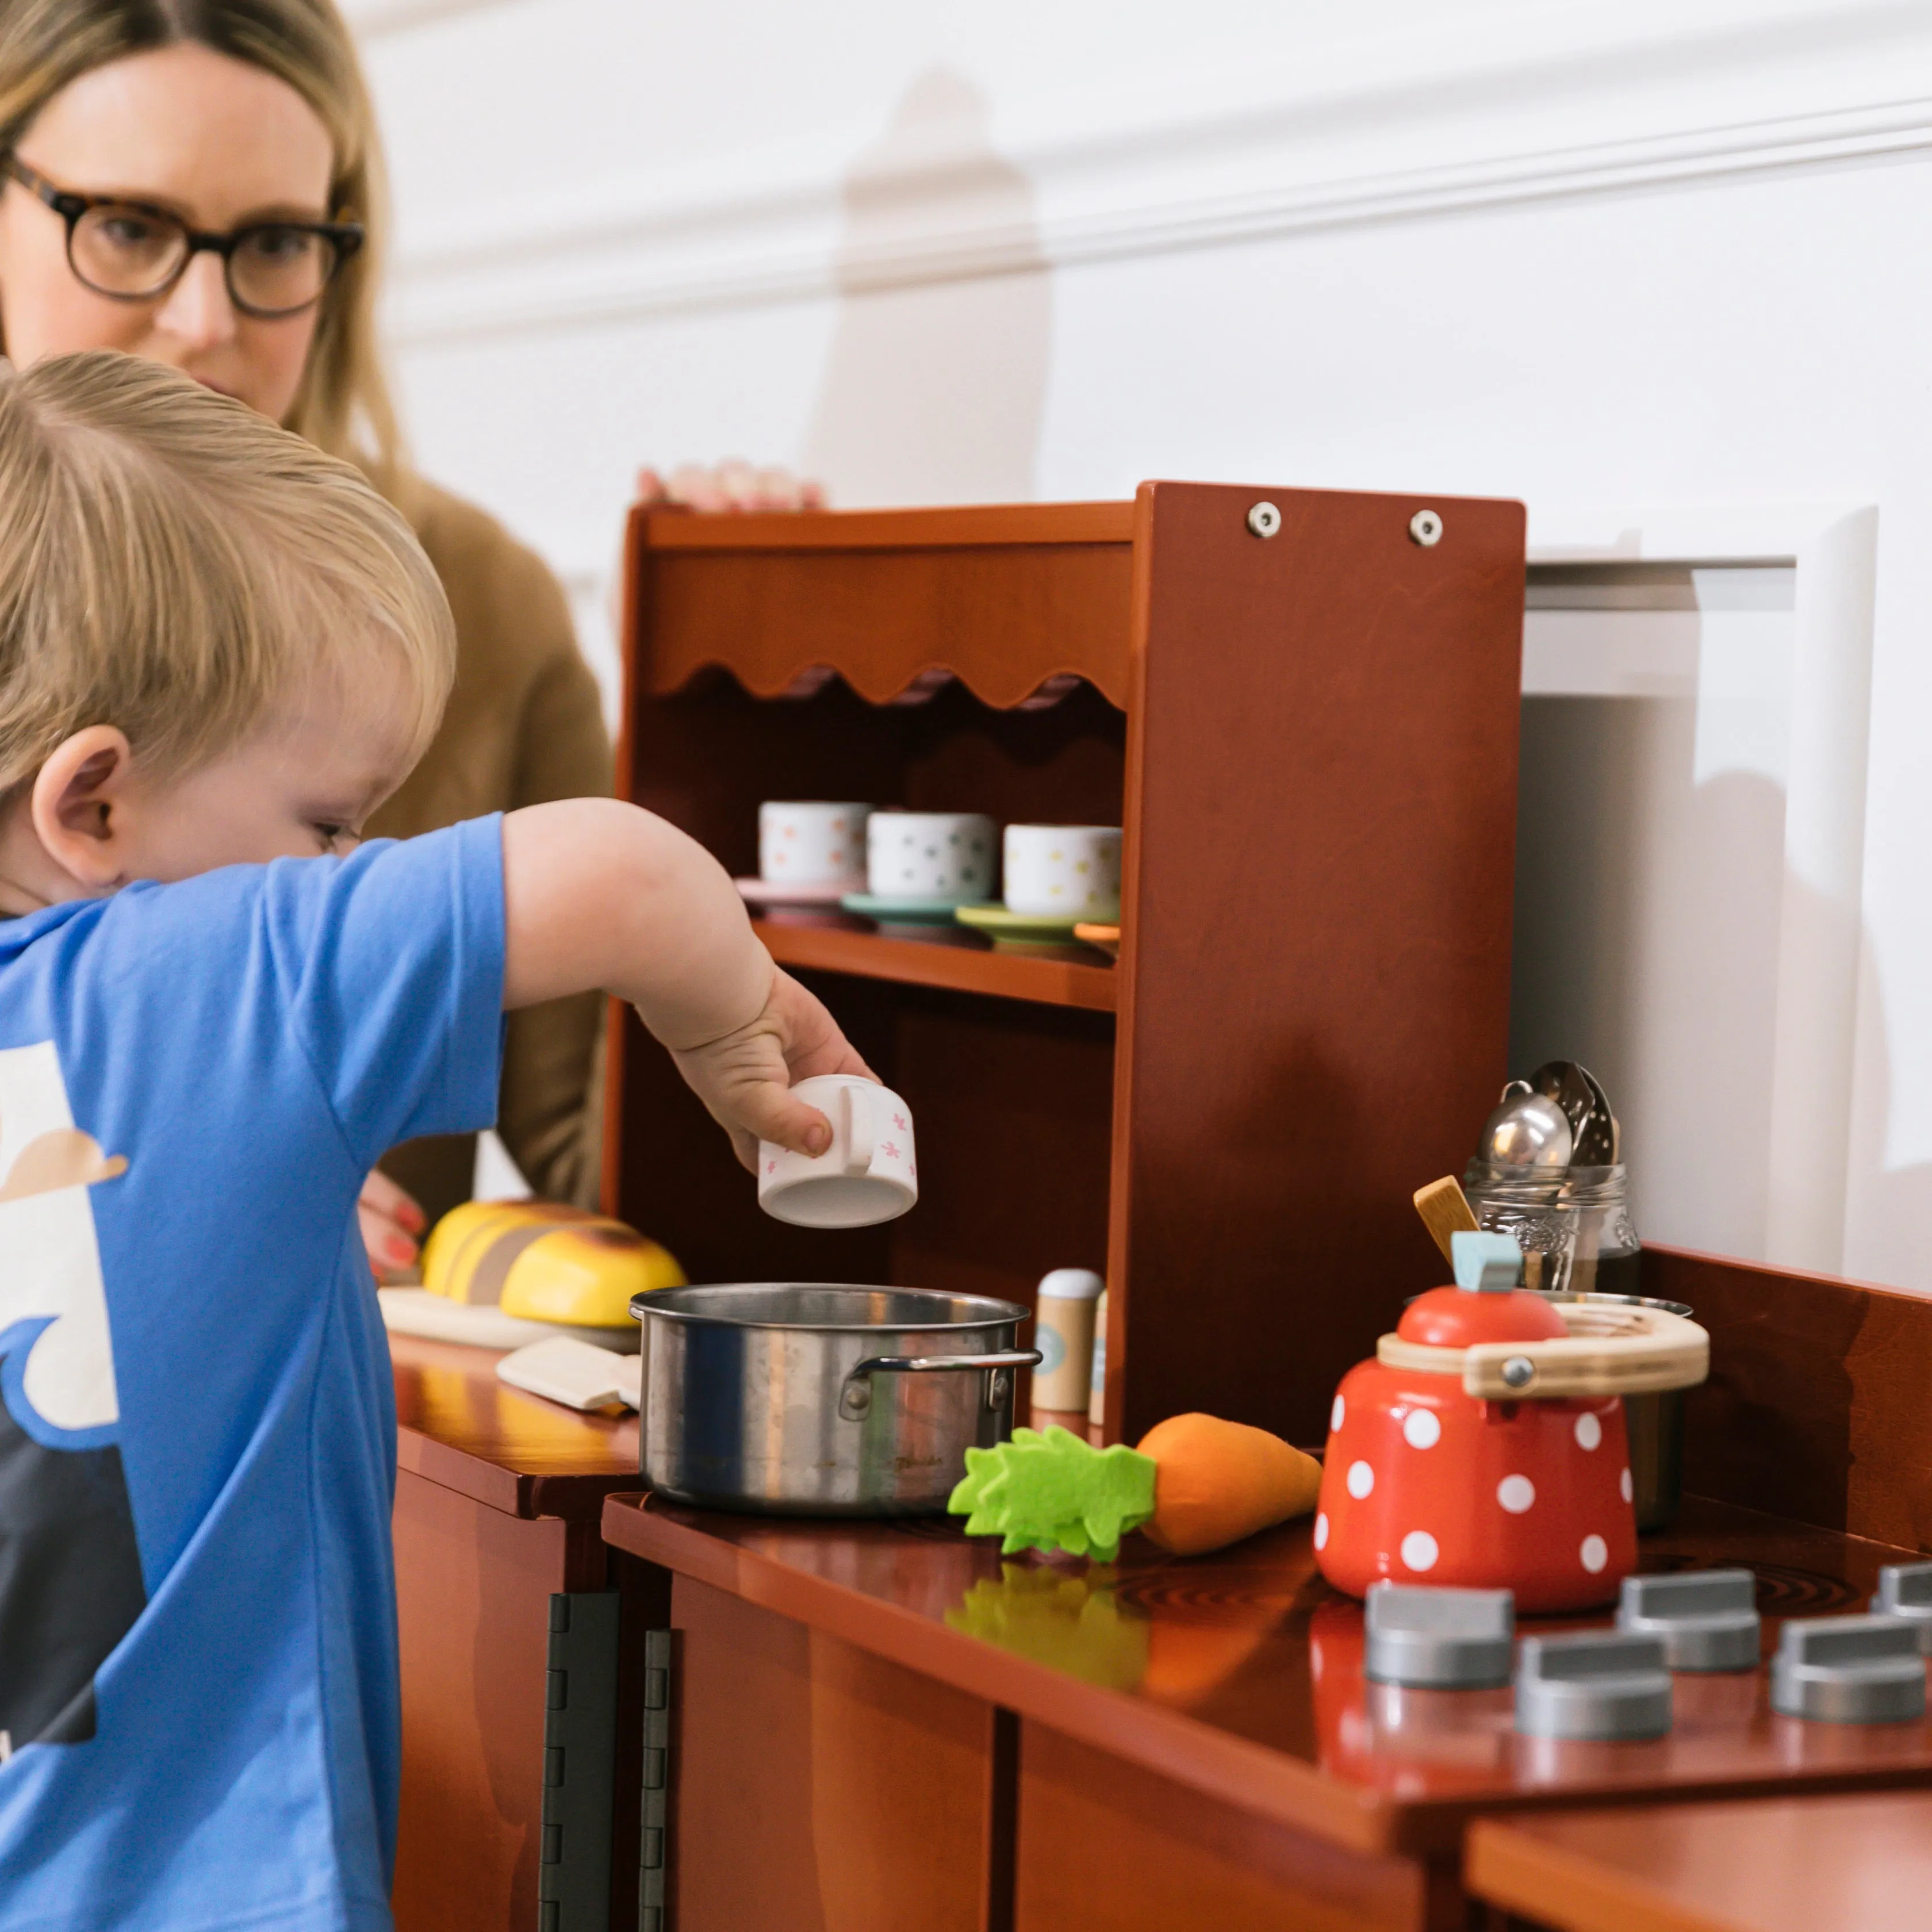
670, 968, 873, 1172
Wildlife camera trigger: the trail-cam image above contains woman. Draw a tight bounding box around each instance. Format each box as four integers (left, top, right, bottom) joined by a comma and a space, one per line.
0, 0, 811, 1270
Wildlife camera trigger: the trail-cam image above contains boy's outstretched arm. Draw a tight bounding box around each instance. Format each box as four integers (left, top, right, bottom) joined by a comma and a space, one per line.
499, 800, 872, 1170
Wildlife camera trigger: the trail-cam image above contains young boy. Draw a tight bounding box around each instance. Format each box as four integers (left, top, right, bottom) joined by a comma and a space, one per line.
0, 350, 862, 1929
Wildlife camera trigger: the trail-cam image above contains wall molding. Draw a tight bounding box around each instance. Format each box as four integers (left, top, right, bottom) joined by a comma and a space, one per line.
384, 1, 1932, 344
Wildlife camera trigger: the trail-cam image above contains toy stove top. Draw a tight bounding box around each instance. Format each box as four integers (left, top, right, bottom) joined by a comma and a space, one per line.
606, 1486, 1932, 1857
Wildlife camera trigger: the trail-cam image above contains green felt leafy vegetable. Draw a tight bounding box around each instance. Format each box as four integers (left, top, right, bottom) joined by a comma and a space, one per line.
948, 1424, 1158, 1561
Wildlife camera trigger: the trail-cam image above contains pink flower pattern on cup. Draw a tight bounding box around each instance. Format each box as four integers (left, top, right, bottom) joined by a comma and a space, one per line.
757, 1075, 918, 1228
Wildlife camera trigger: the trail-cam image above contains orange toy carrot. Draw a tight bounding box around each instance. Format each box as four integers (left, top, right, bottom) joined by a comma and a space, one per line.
949, 1416, 1321, 1561
1135, 1413, 1322, 1555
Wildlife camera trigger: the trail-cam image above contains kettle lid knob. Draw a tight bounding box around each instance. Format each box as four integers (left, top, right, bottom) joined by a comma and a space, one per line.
1452, 1230, 1524, 1294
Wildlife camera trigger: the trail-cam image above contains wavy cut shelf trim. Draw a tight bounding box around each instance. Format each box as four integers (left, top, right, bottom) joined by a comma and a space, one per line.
646, 659, 1127, 714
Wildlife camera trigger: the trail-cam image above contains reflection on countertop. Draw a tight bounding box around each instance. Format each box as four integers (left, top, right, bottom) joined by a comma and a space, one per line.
604, 1486, 1932, 1847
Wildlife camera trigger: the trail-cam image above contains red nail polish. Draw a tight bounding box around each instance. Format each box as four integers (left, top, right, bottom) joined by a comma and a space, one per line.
386, 1236, 416, 1264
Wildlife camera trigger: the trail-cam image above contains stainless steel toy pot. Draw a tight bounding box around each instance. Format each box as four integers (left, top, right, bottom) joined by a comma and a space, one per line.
1534, 1290, 1693, 1531
631, 1282, 1038, 1515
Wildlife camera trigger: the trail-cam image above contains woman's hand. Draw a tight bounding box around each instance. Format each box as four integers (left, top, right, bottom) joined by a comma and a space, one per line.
635, 462, 826, 513
360, 1168, 427, 1282
671, 968, 873, 1172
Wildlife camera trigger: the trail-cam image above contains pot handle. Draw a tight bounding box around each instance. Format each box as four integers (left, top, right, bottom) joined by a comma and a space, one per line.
838, 1349, 1042, 1420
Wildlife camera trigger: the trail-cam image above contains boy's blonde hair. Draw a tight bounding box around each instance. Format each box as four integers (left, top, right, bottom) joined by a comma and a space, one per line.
0, 350, 453, 796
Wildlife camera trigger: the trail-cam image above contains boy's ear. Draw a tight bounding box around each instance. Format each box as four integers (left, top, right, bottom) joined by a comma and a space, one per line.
30, 727, 139, 891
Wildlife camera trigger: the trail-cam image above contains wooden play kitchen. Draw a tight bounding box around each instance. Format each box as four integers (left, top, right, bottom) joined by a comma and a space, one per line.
384, 486, 1932, 1931
605, 482, 1527, 1443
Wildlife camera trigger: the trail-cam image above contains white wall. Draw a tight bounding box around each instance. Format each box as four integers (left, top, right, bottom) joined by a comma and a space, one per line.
349, 0, 1932, 1288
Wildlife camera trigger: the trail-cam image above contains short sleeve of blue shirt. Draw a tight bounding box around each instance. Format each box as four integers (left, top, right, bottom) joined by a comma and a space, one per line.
0, 816, 507, 1932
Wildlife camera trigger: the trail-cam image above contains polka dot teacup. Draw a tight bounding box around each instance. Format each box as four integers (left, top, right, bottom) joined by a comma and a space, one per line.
865, 811, 996, 902
1003, 824, 1122, 921
759, 802, 872, 888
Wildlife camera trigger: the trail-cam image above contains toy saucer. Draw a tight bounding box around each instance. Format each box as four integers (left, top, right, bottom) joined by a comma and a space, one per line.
956, 903, 1117, 953
736, 877, 859, 908
840, 891, 972, 926
1073, 922, 1121, 960
841, 891, 986, 943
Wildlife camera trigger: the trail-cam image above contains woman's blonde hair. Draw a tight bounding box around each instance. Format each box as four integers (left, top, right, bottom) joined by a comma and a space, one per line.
0, 0, 402, 486
0, 350, 451, 794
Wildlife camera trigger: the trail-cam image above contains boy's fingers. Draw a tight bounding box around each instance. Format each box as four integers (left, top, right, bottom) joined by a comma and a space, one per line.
735, 1089, 834, 1160
791, 1040, 875, 1084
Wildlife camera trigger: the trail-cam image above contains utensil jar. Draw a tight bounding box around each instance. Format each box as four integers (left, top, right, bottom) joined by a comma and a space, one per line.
1462, 1160, 1640, 1296
632, 1283, 1037, 1515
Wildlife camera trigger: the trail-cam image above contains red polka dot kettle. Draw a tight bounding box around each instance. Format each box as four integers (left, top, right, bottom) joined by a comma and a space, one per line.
1315, 1232, 1708, 1613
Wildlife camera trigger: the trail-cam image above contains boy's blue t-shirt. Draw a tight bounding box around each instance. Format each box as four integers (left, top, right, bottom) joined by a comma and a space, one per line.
0, 816, 506, 1932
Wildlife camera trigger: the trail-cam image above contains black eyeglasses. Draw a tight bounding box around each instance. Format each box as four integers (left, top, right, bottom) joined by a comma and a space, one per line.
3, 155, 363, 320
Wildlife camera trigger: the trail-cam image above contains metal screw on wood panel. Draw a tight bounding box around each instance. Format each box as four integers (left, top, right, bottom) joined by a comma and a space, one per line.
1246, 501, 1282, 539
1501, 1355, 1536, 1390
1409, 509, 1444, 547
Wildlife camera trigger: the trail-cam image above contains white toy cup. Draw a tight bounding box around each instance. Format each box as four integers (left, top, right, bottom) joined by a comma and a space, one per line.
759, 802, 872, 887
758, 1076, 918, 1228
1002, 825, 1122, 920
866, 812, 997, 902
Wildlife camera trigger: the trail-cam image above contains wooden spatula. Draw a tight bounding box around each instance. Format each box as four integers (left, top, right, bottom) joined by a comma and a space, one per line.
1413, 1175, 1480, 1265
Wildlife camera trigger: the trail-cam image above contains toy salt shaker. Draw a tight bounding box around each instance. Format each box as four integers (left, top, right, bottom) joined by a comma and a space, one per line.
1033, 1268, 1103, 1412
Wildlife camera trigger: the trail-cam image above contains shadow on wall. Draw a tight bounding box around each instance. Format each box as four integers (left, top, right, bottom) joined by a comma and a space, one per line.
803, 68, 1052, 507
1511, 693, 1929, 1294
1846, 940, 1932, 1296
1511, 697, 1785, 1260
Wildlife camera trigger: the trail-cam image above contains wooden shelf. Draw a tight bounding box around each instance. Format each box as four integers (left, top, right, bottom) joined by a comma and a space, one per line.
754, 919, 1117, 1013
639, 501, 1135, 551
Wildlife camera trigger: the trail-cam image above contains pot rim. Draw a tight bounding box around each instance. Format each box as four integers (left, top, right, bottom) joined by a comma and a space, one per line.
629, 1280, 1030, 1333
1532, 1289, 1692, 1318
1402, 1288, 1692, 1318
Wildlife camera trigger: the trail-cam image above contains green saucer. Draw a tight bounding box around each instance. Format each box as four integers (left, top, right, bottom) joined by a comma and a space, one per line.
840, 892, 971, 926
954, 903, 1105, 947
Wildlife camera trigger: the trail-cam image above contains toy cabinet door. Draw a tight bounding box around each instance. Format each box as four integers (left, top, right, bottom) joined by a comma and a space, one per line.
1014, 1723, 1435, 1932
392, 1469, 573, 1931
669, 1577, 1001, 1932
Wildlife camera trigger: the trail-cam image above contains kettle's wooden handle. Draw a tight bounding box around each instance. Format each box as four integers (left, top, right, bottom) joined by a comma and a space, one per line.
1376, 1305, 1709, 1397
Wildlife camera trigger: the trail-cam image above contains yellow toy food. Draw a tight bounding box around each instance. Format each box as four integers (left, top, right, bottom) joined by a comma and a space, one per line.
421, 1199, 684, 1329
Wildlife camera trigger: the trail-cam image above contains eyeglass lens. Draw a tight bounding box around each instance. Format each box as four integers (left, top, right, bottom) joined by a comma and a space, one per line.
71, 203, 340, 315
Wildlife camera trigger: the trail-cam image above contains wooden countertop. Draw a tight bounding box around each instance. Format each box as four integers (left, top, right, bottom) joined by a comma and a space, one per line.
601, 1488, 1932, 1860
1466, 1790, 1932, 1931
389, 1331, 638, 1520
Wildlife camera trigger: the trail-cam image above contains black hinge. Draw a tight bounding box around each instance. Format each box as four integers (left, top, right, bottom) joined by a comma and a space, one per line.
638, 1628, 673, 1932
538, 1592, 620, 1932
